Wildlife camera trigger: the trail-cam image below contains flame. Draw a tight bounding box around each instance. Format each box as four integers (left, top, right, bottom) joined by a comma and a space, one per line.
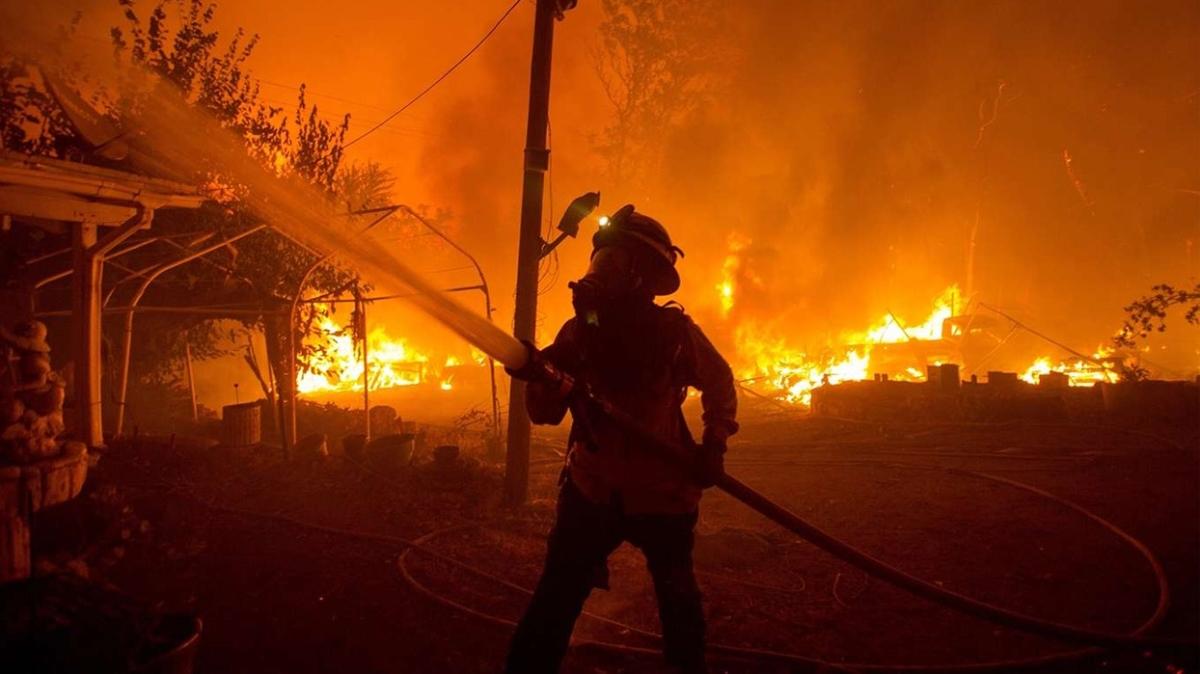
716, 233, 750, 318
715, 233, 969, 402
728, 273, 1124, 406
1019, 346, 1118, 386
734, 323, 871, 406
718, 280, 735, 316
855, 285, 958, 344
733, 283, 960, 405
296, 307, 472, 395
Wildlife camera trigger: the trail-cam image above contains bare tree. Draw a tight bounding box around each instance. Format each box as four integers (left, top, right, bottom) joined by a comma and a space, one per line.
593, 0, 728, 188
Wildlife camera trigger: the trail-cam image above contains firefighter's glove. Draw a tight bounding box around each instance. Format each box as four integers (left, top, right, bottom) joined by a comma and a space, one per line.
505, 341, 575, 396
696, 439, 726, 488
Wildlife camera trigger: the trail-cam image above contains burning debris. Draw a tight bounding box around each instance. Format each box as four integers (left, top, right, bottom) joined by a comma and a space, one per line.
296, 305, 485, 396
811, 363, 1199, 424
1019, 349, 1118, 387
729, 280, 1138, 408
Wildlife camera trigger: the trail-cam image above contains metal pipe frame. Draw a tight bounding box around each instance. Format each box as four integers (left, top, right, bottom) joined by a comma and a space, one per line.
112, 224, 268, 436
285, 250, 336, 453
394, 205, 502, 438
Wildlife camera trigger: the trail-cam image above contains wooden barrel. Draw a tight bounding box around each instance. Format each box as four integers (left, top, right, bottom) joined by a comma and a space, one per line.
221, 401, 261, 447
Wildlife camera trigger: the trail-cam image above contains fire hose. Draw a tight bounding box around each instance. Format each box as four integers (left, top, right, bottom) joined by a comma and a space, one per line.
395, 457, 1167, 673
515, 344, 1200, 652
568, 384, 1194, 652
114, 441, 1181, 672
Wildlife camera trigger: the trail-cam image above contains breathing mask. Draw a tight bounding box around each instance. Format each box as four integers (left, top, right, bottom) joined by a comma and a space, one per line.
568, 246, 644, 327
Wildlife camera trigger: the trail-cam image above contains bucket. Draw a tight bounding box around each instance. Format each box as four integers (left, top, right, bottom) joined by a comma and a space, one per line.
365, 433, 415, 469
132, 614, 203, 674
294, 433, 329, 461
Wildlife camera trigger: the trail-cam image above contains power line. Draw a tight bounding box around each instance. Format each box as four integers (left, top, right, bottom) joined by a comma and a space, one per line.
258, 78, 396, 114
343, 0, 523, 149
259, 95, 442, 140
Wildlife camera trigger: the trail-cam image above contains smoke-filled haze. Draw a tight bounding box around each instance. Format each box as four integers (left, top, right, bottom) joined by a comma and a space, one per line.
5, 0, 1198, 403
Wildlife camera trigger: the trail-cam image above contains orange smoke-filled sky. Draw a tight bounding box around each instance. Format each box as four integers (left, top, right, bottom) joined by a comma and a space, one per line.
12, 0, 1200, 379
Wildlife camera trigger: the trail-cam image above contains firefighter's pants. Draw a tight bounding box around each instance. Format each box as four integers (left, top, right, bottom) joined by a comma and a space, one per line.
504, 478, 706, 674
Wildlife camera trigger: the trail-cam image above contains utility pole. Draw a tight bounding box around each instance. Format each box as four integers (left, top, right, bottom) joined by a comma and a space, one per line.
505, 0, 575, 506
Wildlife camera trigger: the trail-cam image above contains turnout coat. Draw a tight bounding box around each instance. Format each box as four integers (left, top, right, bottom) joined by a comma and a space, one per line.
526, 303, 738, 514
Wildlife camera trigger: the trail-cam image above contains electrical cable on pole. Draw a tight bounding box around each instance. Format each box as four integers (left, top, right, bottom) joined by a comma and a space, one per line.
343, 0, 523, 148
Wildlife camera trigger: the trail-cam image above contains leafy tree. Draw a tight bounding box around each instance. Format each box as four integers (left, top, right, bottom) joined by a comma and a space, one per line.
0, 57, 78, 156
0, 0, 382, 431
0, 11, 86, 157
104, 0, 364, 428
1113, 282, 1200, 348
1108, 282, 1199, 382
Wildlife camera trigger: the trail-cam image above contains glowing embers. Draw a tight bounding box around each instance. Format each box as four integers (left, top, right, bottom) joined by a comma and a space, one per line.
1019, 346, 1118, 386
296, 308, 464, 395
734, 326, 870, 407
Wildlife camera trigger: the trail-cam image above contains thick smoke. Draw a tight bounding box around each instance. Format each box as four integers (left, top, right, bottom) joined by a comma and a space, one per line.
647, 0, 1199, 366
409, 0, 1199, 370
7, 0, 1199, 378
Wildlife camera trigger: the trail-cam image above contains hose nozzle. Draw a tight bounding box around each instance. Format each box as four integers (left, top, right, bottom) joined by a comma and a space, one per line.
504, 340, 574, 397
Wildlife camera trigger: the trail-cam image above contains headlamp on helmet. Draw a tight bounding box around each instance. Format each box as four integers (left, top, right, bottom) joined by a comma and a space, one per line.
590, 204, 683, 296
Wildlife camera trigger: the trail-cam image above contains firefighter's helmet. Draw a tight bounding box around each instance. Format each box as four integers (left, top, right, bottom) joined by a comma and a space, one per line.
591, 204, 683, 296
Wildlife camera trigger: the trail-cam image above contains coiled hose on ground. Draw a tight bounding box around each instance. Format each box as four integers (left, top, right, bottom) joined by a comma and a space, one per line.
111, 425, 1196, 672
584, 393, 1196, 656
395, 459, 1178, 672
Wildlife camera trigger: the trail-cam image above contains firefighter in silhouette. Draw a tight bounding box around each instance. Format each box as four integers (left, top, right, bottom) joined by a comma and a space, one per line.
505, 205, 738, 674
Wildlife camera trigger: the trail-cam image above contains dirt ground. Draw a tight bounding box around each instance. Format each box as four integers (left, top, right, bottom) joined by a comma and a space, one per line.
28, 398, 1200, 673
